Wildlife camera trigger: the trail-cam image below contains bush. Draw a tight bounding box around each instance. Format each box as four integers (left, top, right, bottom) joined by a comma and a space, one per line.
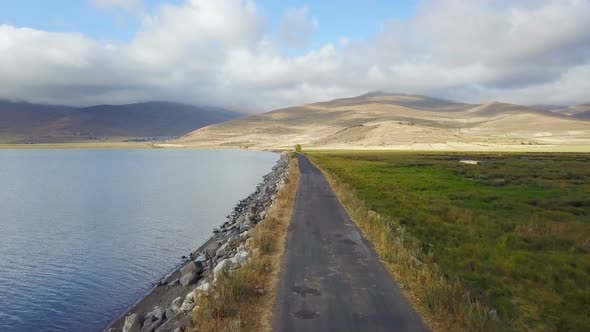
294, 144, 302, 153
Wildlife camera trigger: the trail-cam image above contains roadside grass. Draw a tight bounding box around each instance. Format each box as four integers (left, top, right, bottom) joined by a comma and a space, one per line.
308, 152, 590, 332
192, 156, 300, 332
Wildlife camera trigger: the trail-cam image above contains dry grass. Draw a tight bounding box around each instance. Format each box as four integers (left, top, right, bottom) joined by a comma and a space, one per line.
192, 156, 300, 332
309, 157, 505, 332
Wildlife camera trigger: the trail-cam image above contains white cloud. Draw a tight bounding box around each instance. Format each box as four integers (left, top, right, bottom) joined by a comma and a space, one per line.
1, 0, 590, 111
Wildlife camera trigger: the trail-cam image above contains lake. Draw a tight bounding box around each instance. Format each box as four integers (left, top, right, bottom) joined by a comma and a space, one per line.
0, 149, 279, 332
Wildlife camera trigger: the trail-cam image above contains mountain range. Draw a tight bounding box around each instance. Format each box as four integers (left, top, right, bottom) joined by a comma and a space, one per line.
178, 92, 590, 151
0, 100, 240, 143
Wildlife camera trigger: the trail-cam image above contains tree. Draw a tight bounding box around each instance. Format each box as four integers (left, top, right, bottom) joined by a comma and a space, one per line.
294, 144, 302, 152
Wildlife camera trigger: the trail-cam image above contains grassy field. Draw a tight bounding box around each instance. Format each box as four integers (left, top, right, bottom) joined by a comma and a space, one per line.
309, 151, 590, 332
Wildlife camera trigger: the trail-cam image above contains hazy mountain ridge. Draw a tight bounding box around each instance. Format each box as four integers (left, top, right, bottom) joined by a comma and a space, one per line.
0, 100, 241, 143
178, 93, 590, 151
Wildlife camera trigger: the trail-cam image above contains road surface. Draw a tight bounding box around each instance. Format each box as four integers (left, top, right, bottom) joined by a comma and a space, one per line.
273, 154, 430, 332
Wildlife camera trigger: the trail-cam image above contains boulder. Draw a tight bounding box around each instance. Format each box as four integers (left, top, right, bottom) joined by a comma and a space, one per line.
145, 306, 166, 322
196, 282, 210, 294
155, 314, 192, 332
239, 223, 251, 232
213, 259, 233, 278
185, 290, 196, 303
204, 241, 222, 257
180, 271, 198, 287
195, 254, 207, 263
123, 313, 141, 332
180, 261, 203, 277
180, 299, 195, 312
234, 251, 249, 265
216, 242, 230, 257
170, 296, 182, 313
141, 306, 166, 332
236, 215, 247, 225
141, 319, 164, 332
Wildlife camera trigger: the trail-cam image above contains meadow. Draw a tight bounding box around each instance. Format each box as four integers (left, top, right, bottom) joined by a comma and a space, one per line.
309, 151, 590, 331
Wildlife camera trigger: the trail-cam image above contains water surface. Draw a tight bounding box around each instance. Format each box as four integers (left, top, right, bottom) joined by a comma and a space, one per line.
0, 149, 278, 332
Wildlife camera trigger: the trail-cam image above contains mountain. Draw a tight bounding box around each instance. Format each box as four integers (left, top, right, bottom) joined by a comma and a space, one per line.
0, 100, 240, 143
178, 93, 590, 151
551, 103, 590, 118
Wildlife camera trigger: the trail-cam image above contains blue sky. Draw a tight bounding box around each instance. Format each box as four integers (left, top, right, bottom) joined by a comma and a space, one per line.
0, 0, 418, 46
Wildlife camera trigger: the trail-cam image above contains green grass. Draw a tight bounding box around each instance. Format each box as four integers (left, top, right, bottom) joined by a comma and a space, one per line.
309, 151, 590, 332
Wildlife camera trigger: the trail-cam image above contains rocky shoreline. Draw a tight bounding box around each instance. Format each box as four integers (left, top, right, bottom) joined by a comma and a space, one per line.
105, 153, 291, 332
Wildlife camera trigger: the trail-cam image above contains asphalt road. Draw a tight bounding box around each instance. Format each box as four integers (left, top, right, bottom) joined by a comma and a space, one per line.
273, 154, 430, 332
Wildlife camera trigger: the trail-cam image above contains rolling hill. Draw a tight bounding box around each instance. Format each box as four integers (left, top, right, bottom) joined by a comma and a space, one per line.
178, 93, 590, 151
0, 100, 240, 143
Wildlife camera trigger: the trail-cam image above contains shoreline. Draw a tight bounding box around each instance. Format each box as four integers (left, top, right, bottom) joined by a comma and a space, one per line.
104, 153, 291, 332
2, 141, 590, 153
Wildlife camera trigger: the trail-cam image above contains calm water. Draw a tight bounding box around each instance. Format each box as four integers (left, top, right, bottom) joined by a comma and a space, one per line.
0, 149, 278, 332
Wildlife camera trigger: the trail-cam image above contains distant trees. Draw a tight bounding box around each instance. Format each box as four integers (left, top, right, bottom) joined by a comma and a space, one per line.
294, 144, 302, 152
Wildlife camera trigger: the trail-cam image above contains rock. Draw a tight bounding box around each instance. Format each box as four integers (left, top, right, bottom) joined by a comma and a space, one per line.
205, 241, 222, 257
234, 251, 249, 265
236, 215, 247, 224
141, 319, 164, 332
145, 306, 166, 322
180, 271, 198, 287
247, 212, 257, 222
166, 296, 182, 319
239, 223, 251, 232
196, 282, 210, 293
167, 279, 179, 287
180, 261, 203, 277
155, 314, 192, 332
170, 296, 182, 312
180, 299, 195, 312
142, 307, 166, 332
185, 290, 196, 302
154, 316, 183, 332
213, 259, 233, 278
229, 256, 239, 266
216, 242, 230, 257
195, 254, 207, 263
123, 313, 141, 332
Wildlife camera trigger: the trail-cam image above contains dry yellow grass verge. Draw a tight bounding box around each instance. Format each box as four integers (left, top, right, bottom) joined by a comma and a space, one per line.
191, 156, 300, 332
308, 157, 505, 332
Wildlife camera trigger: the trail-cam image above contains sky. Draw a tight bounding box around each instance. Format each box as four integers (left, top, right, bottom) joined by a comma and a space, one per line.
0, 0, 589, 111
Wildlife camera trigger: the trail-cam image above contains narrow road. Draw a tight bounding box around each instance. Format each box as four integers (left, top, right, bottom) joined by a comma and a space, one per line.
273, 154, 429, 332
